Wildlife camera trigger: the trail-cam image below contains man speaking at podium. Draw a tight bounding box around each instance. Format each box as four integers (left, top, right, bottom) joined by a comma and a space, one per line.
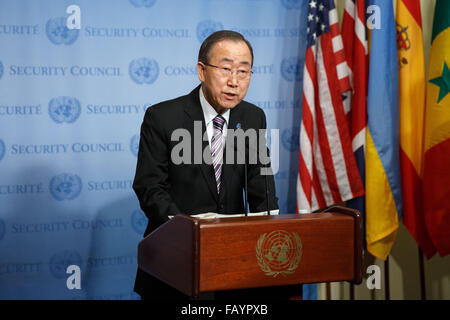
133, 30, 296, 300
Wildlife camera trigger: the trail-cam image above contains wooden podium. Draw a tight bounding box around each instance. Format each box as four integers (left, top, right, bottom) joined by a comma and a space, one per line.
138, 206, 362, 297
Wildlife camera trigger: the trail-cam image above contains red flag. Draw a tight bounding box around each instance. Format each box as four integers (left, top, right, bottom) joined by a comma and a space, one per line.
341, 0, 368, 243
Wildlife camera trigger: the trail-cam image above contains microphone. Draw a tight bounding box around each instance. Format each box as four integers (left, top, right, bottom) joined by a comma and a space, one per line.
263, 133, 271, 216
265, 164, 270, 216
235, 123, 248, 216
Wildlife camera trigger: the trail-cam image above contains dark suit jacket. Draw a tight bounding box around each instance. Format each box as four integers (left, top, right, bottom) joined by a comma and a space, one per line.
132, 85, 279, 299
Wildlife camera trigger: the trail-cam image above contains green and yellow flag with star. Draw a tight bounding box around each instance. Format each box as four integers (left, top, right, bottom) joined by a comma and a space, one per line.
423, 0, 450, 257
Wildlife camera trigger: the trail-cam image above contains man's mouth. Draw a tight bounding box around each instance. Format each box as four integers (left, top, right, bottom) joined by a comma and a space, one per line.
224, 92, 237, 99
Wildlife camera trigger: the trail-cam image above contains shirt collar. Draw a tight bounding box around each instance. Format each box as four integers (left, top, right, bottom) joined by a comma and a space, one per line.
199, 86, 230, 126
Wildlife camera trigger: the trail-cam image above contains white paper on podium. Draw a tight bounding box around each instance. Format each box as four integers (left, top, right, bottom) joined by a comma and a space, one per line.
168, 210, 279, 220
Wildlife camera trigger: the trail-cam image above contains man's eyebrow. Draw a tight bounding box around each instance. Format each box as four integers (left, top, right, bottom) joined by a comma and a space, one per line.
220, 57, 251, 65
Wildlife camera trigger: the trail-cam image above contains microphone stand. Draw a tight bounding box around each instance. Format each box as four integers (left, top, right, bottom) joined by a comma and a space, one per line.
244, 136, 248, 217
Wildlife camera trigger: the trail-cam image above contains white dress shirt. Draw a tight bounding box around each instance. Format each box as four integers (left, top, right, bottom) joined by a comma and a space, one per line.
199, 87, 230, 149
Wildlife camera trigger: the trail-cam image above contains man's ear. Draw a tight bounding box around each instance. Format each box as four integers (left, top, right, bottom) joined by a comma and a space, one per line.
197, 62, 206, 82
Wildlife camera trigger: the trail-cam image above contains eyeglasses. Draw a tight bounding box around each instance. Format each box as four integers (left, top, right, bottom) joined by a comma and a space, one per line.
203, 63, 253, 80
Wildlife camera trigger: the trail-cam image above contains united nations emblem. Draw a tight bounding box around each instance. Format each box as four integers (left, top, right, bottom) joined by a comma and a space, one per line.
0, 219, 5, 241
281, 57, 303, 82
129, 58, 159, 84
256, 230, 302, 277
196, 20, 224, 43
49, 173, 82, 201
281, 0, 302, 10
130, 134, 140, 157
46, 17, 79, 45
281, 127, 299, 152
131, 209, 148, 234
129, 0, 156, 7
49, 250, 83, 279
0, 60, 3, 80
0, 139, 5, 161
48, 96, 81, 124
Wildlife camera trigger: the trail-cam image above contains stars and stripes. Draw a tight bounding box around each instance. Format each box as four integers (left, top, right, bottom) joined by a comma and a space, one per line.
297, 0, 364, 213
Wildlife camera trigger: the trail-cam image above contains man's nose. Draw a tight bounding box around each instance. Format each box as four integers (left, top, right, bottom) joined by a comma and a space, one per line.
227, 72, 238, 87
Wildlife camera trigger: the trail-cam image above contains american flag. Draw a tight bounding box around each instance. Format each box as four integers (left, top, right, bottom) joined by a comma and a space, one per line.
297, 0, 364, 213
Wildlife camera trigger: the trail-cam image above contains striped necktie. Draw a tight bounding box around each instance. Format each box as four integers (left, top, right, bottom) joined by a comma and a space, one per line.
211, 115, 225, 193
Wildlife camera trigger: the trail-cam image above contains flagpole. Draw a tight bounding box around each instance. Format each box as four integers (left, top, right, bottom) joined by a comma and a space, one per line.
418, 248, 426, 300
326, 283, 331, 300
350, 283, 355, 300
384, 257, 390, 300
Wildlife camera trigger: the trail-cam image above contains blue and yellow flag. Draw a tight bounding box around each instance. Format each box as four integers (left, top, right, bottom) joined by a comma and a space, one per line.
365, 0, 403, 260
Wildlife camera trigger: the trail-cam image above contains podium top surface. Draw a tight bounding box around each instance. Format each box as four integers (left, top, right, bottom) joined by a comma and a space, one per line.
191, 212, 354, 226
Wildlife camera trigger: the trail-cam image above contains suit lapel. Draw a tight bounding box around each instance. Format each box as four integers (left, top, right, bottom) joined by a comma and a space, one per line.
184, 86, 219, 202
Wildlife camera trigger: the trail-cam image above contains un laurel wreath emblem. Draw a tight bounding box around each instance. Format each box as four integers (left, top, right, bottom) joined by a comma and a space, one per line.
0, 139, 5, 161
256, 230, 302, 277
281, 57, 303, 82
49, 250, 82, 279
196, 20, 224, 43
50, 173, 82, 201
129, 0, 156, 8
48, 96, 81, 124
129, 58, 159, 84
46, 17, 79, 45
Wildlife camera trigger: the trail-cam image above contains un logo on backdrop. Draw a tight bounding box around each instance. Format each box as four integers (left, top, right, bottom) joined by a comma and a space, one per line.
130, 134, 140, 157
0, 139, 5, 161
281, 0, 302, 9
48, 96, 81, 124
282, 127, 300, 152
129, 0, 156, 7
49, 250, 83, 279
46, 17, 79, 45
50, 173, 82, 201
0, 219, 5, 241
0, 60, 3, 80
196, 20, 224, 43
129, 58, 159, 84
131, 210, 148, 235
281, 57, 303, 82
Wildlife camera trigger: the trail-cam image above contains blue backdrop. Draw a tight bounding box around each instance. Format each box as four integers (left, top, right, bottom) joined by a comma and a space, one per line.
0, 0, 314, 299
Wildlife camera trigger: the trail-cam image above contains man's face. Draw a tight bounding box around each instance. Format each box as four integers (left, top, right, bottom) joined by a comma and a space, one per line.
197, 40, 252, 114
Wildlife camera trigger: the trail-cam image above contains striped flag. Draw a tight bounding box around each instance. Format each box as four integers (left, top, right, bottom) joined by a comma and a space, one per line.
396, 0, 436, 258
297, 0, 364, 213
423, 0, 450, 256
341, 0, 368, 244
365, 0, 402, 260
